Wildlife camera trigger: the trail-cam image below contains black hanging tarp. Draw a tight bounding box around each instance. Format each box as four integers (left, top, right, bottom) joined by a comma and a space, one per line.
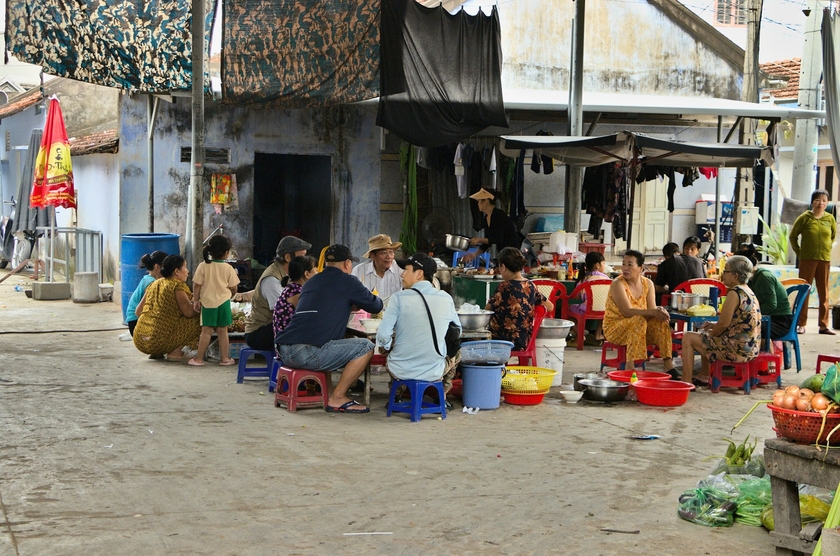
377, 0, 508, 147
12, 130, 48, 234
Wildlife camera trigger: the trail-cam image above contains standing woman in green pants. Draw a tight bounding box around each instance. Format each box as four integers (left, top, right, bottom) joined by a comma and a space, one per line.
790, 189, 837, 335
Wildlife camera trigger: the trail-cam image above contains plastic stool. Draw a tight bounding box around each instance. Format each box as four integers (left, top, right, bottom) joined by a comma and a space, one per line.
600, 341, 646, 371
274, 366, 330, 412
370, 353, 387, 367
386, 380, 447, 422
268, 359, 281, 392
237, 349, 275, 383
751, 352, 783, 389
816, 354, 840, 374
710, 360, 752, 394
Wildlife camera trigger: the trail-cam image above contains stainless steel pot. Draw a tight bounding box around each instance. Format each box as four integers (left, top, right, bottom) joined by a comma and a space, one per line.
670, 292, 709, 312
445, 234, 471, 252
435, 267, 453, 288
573, 372, 603, 391
457, 310, 494, 331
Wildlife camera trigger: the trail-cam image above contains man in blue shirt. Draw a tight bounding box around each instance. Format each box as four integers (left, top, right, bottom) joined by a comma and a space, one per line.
376, 253, 461, 385
275, 244, 383, 414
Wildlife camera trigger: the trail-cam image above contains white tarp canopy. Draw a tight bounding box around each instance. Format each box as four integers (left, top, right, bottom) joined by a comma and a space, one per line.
500, 131, 775, 168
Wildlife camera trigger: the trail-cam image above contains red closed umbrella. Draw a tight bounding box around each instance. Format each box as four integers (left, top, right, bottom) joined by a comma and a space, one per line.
31, 96, 75, 210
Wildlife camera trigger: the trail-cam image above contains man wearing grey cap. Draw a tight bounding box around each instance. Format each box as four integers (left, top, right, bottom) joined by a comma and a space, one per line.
244, 236, 311, 351
275, 244, 383, 413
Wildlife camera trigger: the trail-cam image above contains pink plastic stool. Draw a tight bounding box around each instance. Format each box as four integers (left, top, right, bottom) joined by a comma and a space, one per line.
274, 366, 329, 413
751, 351, 783, 389
710, 360, 752, 394
600, 341, 646, 371
816, 354, 840, 375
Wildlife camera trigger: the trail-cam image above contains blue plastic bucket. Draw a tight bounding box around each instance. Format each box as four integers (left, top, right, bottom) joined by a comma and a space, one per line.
120, 233, 180, 321
461, 364, 504, 409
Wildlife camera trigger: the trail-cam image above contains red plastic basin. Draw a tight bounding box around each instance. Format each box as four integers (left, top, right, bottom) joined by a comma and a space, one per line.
607, 370, 672, 383
631, 379, 695, 407
503, 392, 545, 405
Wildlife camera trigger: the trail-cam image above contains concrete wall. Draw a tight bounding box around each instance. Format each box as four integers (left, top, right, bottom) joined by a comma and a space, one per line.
499, 0, 742, 99
73, 153, 120, 282
120, 94, 381, 262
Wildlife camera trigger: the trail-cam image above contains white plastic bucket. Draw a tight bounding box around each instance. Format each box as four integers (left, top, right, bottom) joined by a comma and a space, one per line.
536, 338, 566, 386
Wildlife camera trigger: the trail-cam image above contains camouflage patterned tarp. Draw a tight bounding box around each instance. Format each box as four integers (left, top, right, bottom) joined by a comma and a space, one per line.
222, 0, 380, 107
5, 0, 214, 92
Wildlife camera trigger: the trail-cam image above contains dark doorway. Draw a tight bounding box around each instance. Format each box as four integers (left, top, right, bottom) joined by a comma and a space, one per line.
253, 153, 331, 265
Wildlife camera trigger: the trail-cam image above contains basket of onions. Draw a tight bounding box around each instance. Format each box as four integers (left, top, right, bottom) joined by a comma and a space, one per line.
769, 385, 840, 445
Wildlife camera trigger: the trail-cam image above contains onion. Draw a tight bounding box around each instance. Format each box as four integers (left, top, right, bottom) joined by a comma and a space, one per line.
799, 388, 815, 400
796, 397, 812, 412
785, 385, 800, 397
772, 390, 786, 407
782, 394, 798, 409
812, 393, 831, 412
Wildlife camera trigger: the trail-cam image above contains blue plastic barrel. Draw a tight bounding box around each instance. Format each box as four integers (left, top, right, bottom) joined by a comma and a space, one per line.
120, 233, 180, 321
461, 364, 504, 409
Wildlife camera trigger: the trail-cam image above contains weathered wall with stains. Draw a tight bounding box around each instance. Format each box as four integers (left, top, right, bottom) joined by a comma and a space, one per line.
498, 0, 742, 99
119, 94, 380, 263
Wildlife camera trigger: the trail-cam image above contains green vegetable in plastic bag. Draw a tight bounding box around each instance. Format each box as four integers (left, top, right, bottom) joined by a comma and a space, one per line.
760, 494, 832, 531
822, 364, 840, 404
678, 487, 737, 527
735, 477, 772, 526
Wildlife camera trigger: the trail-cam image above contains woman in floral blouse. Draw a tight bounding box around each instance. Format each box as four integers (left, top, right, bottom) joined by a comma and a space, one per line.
486, 247, 554, 350
272, 256, 318, 355
678, 255, 761, 386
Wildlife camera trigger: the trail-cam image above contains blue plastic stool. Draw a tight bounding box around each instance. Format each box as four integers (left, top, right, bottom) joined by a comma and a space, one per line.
237, 349, 275, 383
452, 249, 491, 269
387, 380, 447, 422
268, 359, 281, 392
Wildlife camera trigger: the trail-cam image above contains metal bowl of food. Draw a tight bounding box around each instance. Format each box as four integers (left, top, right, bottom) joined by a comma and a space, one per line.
445, 234, 471, 252
671, 292, 709, 312
573, 372, 603, 391
457, 310, 494, 331
578, 379, 630, 402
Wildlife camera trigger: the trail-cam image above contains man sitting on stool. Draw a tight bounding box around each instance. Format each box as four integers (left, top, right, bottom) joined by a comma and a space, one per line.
376, 253, 461, 407
275, 245, 383, 414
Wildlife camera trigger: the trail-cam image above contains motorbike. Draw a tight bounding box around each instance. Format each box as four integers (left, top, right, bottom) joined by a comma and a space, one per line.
0, 196, 36, 270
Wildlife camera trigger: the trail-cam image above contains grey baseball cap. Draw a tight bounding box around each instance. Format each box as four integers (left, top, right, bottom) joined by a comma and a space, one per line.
276, 236, 312, 257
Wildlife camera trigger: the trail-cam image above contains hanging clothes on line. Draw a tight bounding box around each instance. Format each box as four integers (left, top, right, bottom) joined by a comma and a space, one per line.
530, 130, 555, 175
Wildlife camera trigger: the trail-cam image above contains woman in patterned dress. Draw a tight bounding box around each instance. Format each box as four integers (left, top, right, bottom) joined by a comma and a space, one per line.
603, 250, 676, 375
486, 247, 554, 350
133, 255, 201, 360
679, 255, 761, 386
272, 255, 318, 356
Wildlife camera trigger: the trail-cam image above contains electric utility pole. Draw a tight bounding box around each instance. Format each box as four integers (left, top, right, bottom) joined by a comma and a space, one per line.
186, 0, 205, 284
564, 0, 585, 236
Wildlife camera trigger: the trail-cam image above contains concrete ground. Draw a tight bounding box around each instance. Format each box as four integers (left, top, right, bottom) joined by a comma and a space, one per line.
0, 269, 836, 556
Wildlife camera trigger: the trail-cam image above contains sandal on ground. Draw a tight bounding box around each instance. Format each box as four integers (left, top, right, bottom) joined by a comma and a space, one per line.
692, 378, 709, 387
187, 358, 205, 366
820, 329, 837, 336
797, 326, 806, 334
324, 400, 370, 414
219, 359, 236, 366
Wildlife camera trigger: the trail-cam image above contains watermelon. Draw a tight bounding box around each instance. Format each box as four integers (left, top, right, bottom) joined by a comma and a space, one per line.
800, 374, 826, 393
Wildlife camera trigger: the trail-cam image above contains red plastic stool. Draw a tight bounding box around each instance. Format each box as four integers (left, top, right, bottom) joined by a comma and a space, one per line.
816, 354, 840, 375
710, 360, 752, 394
750, 351, 783, 389
600, 341, 646, 371
370, 353, 387, 367
274, 366, 329, 412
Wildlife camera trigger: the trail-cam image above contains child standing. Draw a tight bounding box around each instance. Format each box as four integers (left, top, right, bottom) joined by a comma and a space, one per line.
189, 235, 241, 366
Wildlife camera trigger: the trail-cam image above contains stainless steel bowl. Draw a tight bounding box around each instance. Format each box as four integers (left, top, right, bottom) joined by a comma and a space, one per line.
457, 310, 494, 330
538, 319, 574, 340
573, 372, 603, 391
435, 267, 453, 288
671, 292, 709, 312
578, 379, 630, 402
446, 234, 471, 252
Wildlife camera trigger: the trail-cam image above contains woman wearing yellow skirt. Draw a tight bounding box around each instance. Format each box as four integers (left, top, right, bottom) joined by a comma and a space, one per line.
603, 250, 678, 376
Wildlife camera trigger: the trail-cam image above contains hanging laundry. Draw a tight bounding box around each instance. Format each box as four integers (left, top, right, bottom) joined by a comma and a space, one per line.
454, 143, 467, 198
699, 167, 718, 180
507, 149, 527, 223
676, 167, 700, 187
489, 146, 497, 190
530, 130, 555, 175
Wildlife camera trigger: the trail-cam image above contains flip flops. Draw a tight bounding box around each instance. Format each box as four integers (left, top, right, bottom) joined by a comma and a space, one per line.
324, 400, 370, 414
187, 358, 205, 366
820, 329, 837, 336
219, 359, 236, 366
797, 326, 806, 335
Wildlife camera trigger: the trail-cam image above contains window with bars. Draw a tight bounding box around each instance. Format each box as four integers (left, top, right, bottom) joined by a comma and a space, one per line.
715, 0, 747, 26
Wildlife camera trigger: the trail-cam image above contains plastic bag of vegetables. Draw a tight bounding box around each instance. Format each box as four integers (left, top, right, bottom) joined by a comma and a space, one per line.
678, 487, 738, 527
822, 364, 840, 405
760, 494, 831, 531
734, 477, 772, 526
